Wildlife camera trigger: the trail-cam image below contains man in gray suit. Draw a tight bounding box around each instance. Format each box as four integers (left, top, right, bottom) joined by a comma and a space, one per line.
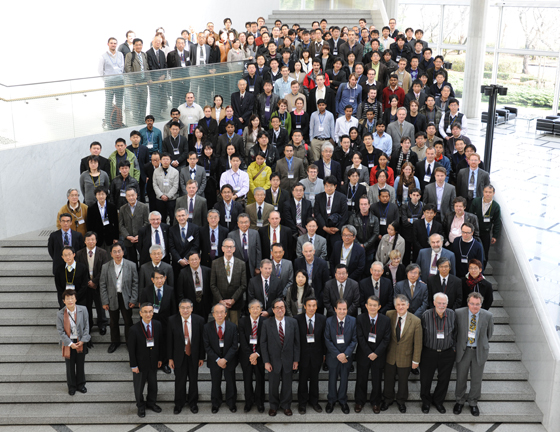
271, 243, 294, 297
393, 263, 429, 318
423, 167, 456, 222
416, 234, 456, 280
100, 243, 139, 353
179, 152, 207, 196
138, 245, 174, 291
56, 289, 90, 395
453, 292, 494, 417
228, 213, 262, 278
456, 153, 490, 209
175, 179, 207, 226
153, 153, 180, 224
261, 298, 300, 416
124, 38, 149, 125
275, 144, 306, 191
295, 218, 328, 260
119, 188, 150, 266
210, 238, 247, 325
246, 188, 274, 231
386, 107, 416, 154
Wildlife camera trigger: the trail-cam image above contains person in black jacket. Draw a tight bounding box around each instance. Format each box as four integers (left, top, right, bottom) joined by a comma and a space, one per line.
412, 204, 443, 262
162, 122, 189, 171
145, 153, 160, 212
79, 142, 111, 175
359, 262, 394, 315
128, 131, 150, 203
198, 144, 220, 209
383, 250, 407, 287
197, 106, 219, 146
313, 176, 349, 252
146, 35, 168, 121
371, 189, 399, 239
86, 188, 119, 250
54, 246, 89, 309
427, 257, 462, 310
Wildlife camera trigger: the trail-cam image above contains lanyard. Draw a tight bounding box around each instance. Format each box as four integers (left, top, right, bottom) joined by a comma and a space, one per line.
408, 201, 423, 219
347, 183, 358, 199
379, 202, 390, 219
341, 245, 353, 261
459, 240, 475, 259
433, 309, 446, 332
147, 131, 154, 142
65, 267, 76, 285
90, 174, 100, 187
483, 201, 493, 217
152, 287, 162, 307
318, 113, 326, 126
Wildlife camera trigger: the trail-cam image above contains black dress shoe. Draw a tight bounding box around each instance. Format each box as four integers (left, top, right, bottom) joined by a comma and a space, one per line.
148, 404, 162, 413
268, 408, 277, 416
174, 406, 182, 414
372, 404, 381, 414
422, 403, 430, 413
190, 404, 198, 414
410, 368, 419, 375
212, 406, 219, 414
434, 403, 446, 414
322, 363, 329, 371
68, 389, 76, 396
257, 405, 265, 413
349, 364, 355, 373
229, 405, 237, 413
470, 405, 480, 416
311, 403, 322, 413
138, 407, 146, 418
341, 404, 350, 414
284, 408, 293, 416
298, 405, 306, 414
244, 404, 252, 413
397, 403, 406, 413
453, 403, 464, 414
354, 404, 363, 413
99, 327, 107, 335
107, 343, 120, 353
86, 341, 93, 349
380, 401, 392, 411
325, 402, 334, 413
161, 365, 171, 374
77, 386, 87, 394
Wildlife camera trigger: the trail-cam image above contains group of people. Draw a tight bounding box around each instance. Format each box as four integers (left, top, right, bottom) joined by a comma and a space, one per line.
53, 14, 503, 419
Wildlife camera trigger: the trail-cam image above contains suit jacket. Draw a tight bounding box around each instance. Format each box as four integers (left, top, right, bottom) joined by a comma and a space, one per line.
315, 158, 342, 186
265, 187, 291, 211
167, 313, 205, 367
56, 305, 91, 347
80, 155, 110, 176
228, 229, 262, 276
385, 310, 422, 367
404, 91, 427, 111
295, 233, 328, 260
415, 160, 443, 192
259, 225, 293, 261
138, 223, 171, 266
248, 275, 283, 316
147, 47, 167, 70
359, 276, 394, 315
189, 44, 213, 65
138, 261, 175, 291
124, 51, 149, 75
469, 197, 502, 240
293, 257, 330, 309
324, 278, 360, 317
296, 313, 326, 366
308, 86, 336, 115
162, 135, 189, 167
455, 307, 494, 365
442, 211, 480, 244
238, 315, 265, 364
200, 225, 229, 267
203, 320, 238, 369
427, 274, 462, 310
231, 91, 255, 124
271, 259, 294, 297
99, 259, 139, 310
365, 61, 389, 88
267, 128, 289, 156
456, 168, 491, 202
393, 279, 429, 317
330, 240, 366, 282
139, 284, 176, 324
197, 117, 219, 145
75, 247, 110, 289
423, 182, 456, 220
412, 219, 443, 256
314, 191, 349, 237
176, 265, 213, 320
48, 230, 85, 274
210, 256, 247, 310
284, 198, 313, 236
339, 42, 364, 63
355, 312, 391, 366
168, 222, 200, 268
386, 120, 416, 154
216, 134, 243, 158
324, 314, 358, 366
341, 182, 368, 212
179, 165, 207, 195
118, 201, 150, 248
416, 247, 456, 281
276, 157, 306, 191
261, 316, 300, 370
246, 202, 275, 230
54, 262, 89, 304
167, 49, 191, 68
214, 199, 243, 231
86, 202, 119, 246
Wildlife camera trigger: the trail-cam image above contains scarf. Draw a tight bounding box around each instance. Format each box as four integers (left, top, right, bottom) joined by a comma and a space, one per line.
396, 150, 411, 174
466, 273, 483, 289
62, 308, 83, 359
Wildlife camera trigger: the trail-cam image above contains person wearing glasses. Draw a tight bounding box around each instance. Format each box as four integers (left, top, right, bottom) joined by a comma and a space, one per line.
451, 222, 485, 277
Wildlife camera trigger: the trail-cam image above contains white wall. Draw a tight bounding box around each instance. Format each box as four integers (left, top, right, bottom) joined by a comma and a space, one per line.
2, 0, 278, 85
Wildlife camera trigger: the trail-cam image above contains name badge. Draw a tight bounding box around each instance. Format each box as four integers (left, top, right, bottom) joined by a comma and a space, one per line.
244, 244, 249, 250
296, 218, 302, 225
461, 258, 468, 264
347, 199, 353, 206
234, 188, 240, 193
103, 218, 110, 226
257, 221, 263, 227
249, 86, 255, 92
396, 56, 401, 62
262, 171, 267, 178
185, 338, 189, 346
409, 218, 416, 224
66, 284, 75, 290
187, 236, 194, 242
437, 199, 442, 206
484, 217, 491, 223
274, 206, 278, 211
174, 149, 180, 155
430, 267, 437, 275
318, 126, 324, 132
380, 218, 387, 225
195, 286, 203, 293
225, 216, 232, 223
288, 174, 294, 179
211, 244, 218, 251
349, 98, 354, 104
468, 331, 476, 339
296, 125, 301, 129
368, 333, 376, 343
146, 338, 154, 347
163, 180, 170, 187
326, 208, 332, 215
250, 337, 257, 344
368, 163, 374, 168
147, 143, 154, 149
219, 340, 225, 348
424, 175, 431, 183
436, 331, 445, 339
120, 191, 126, 197
206, 172, 210, 177
468, 183, 475, 191
336, 335, 345, 344
265, 106, 270, 112
340, 258, 347, 265
77, 218, 85, 225
306, 334, 315, 343
153, 305, 160, 314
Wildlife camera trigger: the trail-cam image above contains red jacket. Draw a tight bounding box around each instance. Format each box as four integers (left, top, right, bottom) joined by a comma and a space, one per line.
382, 86, 406, 110
303, 70, 330, 92
369, 165, 395, 187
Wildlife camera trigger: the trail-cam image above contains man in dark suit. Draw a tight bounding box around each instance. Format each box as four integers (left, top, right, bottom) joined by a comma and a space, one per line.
190, 33, 212, 66
54, 247, 89, 310
48, 213, 85, 274
210, 238, 247, 325
128, 303, 163, 418
146, 35, 168, 120
415, 147, 442, 192
329, 225, 366, 281
138, 245, 174, 292
268, 117, 290, 155
203, 303, 239, 413
215, 185, 244, 230
162, 123, 189, 170
416, 233, 456, 280
324, 264, 361, 317
314, 176, 349, 252
456, 153, 490, 209
324, 299, 357, 414
308, 80, 336, 114
283, 183, 313, 237
75, 232, 110, 335
359, 262, 394, 315
261, 298, 300, 416
167, 37, 191, 107
231, 79, 255, 126
265, 175, 291, 211
258, 211, 293, 261
139, 269, 176, 374
393, 264, 429, 318
168, 207, 200, 279
315, 148, 343, 186
427, 257, 462, 310
294, 242, 331, 314
354, 295, 391, 413
79, 142, 110, 175
296, 297, 327, 414
119, 188, 150, 266
167, 298, 205, 414
238, 299, 266, 413
175, 180, 208, 226
228, 214, 262, 279
200, 209, 229, 268
145, 154, 160, 212
86, 188, 119, 249
176, 252, 213, 322
412, 204, 443, 261
247, 259, 283, 317
137, 211, 170, 266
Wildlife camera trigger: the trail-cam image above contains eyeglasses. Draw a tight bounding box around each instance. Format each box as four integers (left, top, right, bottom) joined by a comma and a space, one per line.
461, 231, 473, 235
179, 306, 193, 310
274, 306, 285, 310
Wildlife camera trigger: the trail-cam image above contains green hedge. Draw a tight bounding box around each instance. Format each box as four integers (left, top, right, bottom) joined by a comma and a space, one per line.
446, 55, 522, 74
483, 71, 510, 80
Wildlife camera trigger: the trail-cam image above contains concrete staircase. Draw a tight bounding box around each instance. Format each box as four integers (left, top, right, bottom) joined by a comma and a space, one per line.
0, 230, 543, 425
268, 9, 387, 33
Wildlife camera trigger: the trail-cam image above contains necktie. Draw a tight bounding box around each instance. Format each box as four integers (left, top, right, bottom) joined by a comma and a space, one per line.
264, 279, 269, 298
468, 314, 476, 344
410, 283, 415, 298
190, 169, 196, 178
426, 223, 431, 236
432, 253, 438, 268
88, 250, 93, 258
296, 203, 301, 226
375, 282, 379, 296
218, 325, 223, 340
226, 261, 231, 277
146, 323, 152, 339
181, 227, 186, 242
199, 45, 204, 62
242, 234, 248, 261
64, 232, 69, 246
155, 230, 161, 245
339, 321, 344, 334
339, 283, 344, 299
210, 230, 217, 259
273, 229, 277, 244
157, 288, 162, 302
308, 319, 314, 334
352, 185, 356, 195
396, 317, 402, 342
257, 206, 262, 220
195, 271, 202, 302
279, 322, 284, 345
399, 123, 403, 134
252, 321, 258, 353
241, 94, 244, 101
442, 278, 447, 292
327, 195, 331, 210
184, 320, 191, 355
426, 164, 431, 176
469, 171, 475, 199
189, 199, 194, 218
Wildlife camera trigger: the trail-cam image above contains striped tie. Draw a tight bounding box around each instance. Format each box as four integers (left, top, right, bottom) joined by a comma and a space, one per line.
279, 322, 284, 346
252, 320, 258, 353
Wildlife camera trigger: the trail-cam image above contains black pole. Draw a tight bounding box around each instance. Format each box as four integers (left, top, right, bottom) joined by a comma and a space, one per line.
483, 86, 498, 173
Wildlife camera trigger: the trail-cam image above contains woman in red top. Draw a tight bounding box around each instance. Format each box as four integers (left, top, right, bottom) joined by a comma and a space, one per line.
369, 152, 395, 186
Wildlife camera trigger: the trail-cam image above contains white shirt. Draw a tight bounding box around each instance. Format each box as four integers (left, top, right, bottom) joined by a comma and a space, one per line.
114, 261, 123, 293
315, 86, 326, 102
334, 115, 359, 143
430, 249, 440, 272
261, 277, 271, 299
396, 312, 407, 332
337, 280, 347, 294
195, 44, 206, 65
224, 257, 234, 283
67, 308, 77, 338
191, 267, 203, 289
425, 161, 434, 174
182, 316, 192, 341
151, 227, 166, 257
66, 261, 76, 272
306, 314, 316, 329
275, 317, 286, 333
270, 226, 280, 243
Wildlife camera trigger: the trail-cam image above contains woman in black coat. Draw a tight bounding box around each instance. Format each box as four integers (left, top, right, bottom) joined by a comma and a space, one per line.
198, 144, 220, 209
461, 259, 493, 310
383, 249, 407, 287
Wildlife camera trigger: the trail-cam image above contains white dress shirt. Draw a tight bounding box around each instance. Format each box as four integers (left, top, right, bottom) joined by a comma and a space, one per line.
114, 261, 123, 293
151, 226, 166, 257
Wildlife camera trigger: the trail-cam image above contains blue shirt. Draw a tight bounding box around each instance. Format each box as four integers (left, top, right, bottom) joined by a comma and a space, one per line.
139, 126, 163, 153
309, 110, 335, 139
61, 229, 72, 245
335, 83, 363, 115
373, 132, 392, 157
467, 310, 480, 347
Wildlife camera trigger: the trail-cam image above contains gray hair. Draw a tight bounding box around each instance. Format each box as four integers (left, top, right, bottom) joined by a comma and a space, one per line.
179, 299, 193, 308
394, 294, 410, 305
302, 241, 315, 251
371, 261, 384, 270
211, 303, 227, 314
222, 237, 235, 247
321, 142, 334, 152
429, 233, 444, 242
149, 211, 162, 219
208, 209, 220, 217
66, 188, 79, 198
433, 292, 448, 303
254, 187, 266, 195
397, 107, 407, 115
248, 299, 263, 309
175, 207, 188, 216
341, 225, 357, 237
405, 263, 421, 275
260, 258, 273, 268
149, 245, 163, 254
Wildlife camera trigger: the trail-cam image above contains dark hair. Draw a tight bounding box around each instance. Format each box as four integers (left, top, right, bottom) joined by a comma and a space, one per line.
90, 141, 102, 149
291, 270, 313, 303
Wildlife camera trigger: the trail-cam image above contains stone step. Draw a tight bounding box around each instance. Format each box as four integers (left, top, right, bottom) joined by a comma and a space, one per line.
491, 325, 515, 342
0, 360, 528, 382
493, 291, 503, 306
488, 307, 509, 324
0, 401, 542, 424
0, 261, 51, 277
0, 247, 51, 262
487, 275, 498, 290
0, 380, 535, 403
0, 229, 51, 248
0, 342, 522, 363
0, 277, 54, 292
